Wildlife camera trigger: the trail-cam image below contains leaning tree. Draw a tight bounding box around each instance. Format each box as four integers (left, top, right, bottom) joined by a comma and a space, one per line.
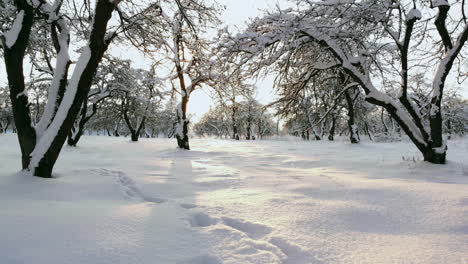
67, 57, 123, 146
0, 0, 181, 177
219, 0, 468, 164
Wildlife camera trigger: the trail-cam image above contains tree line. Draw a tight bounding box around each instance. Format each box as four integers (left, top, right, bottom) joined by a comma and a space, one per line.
1, 0, 468, 178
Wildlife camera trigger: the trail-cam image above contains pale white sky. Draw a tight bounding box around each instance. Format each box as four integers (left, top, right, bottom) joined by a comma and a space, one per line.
0, 0, 466, 123
188, 0, 287, 121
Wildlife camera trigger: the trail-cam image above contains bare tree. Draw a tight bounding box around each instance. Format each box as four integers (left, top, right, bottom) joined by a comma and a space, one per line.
161, 0, 221, 149
219, 0, 468, 164
0, 0, 178, 177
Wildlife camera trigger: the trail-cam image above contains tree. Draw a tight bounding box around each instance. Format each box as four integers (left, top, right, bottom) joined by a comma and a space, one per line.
118, 65, 165, 142
0, 0, 180, 177
162, 0, 221, 150
67, 57, 124, 146
195, 99, 276, 139
0, 86, 12, 133
443, 91, 468, 138
211, 73, 253, 140
145, 100, 179, 138
0, 0, 122, 177
194, 104, 230, 138
219, 0, 468, 164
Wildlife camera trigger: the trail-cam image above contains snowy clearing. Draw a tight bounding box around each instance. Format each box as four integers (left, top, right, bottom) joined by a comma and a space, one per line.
1, 134, 468, 264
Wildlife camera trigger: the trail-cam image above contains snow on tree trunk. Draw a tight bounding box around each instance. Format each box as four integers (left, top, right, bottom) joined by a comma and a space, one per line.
1, 0, 119, 177
176, 98, 190, 150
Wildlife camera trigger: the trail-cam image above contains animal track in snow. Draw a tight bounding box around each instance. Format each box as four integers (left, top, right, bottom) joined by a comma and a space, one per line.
188, 212, 218, 227
221, 217, 272, 239
177, 254, 222, 264
100, 169, 166, 203
269, 237, 321, 264
180, 203, 198, 209
186, 210, 320, 263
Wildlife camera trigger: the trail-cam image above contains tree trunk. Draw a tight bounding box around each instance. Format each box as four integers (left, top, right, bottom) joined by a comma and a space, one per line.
328, 115, 336, 141
423, 145, 446, 164
123, 107, 146, 142
33, 1, 116, 177
276, 119, 280, 136
345, 89, 359, 144
1, 0, 118, 178
67, 128, 84, 147
381, 108, 389, 135
176, 95, 190, 150
114, 122, 120, 137
446, 119, 452, 140
68, 94, 109, 146
364, 121, 374, 141
3, 3, 36, 170
313, 128, 321, 140
0, 118, 10, 134
232, 105, 239, 140
67, 101, 88, 147
232, 123, 239, 139
246, 123, 251, 140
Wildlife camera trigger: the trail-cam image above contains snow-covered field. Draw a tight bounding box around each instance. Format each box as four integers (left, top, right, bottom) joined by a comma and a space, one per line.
1, 134, 467, 264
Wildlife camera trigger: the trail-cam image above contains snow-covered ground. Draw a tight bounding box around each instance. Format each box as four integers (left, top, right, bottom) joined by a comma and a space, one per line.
1, 134, 467, 264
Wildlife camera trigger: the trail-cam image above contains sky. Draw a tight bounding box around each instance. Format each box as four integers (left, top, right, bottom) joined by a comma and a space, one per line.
109, 0, 289, 122
0, 0, 285, 122
187, 0, 287, 122
155, 0, 468, 122
0, 0, 466, 122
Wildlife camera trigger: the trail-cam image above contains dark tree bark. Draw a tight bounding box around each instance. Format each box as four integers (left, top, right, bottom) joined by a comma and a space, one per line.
312, 128, 321, 140
176, 94, 190, 149
381, 108, 389, 135
2, 1, 36, 169
1, 0, 118, 177
32, 2, 116, 177
67, 94, 108, 146
0, 118, 11, 134
300, 3, 468, 164
114, 118, 121, 137
232, 104, 239, 140
328, 115, 337, 141
446, 119, 452, 140
246, 122, 251, 140
67, 101, 88, 147
344, 89, 359, 144
123, 107, 146, 142
364, 121, 374, 141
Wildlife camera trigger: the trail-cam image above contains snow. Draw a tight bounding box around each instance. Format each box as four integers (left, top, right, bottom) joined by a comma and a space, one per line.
431, 0, 449, 7
35, 19, 71, 138
1, 134, 468, 264
365, 91, 427, 146
432, 22, 468, 100
430, 104, 440, 117
318, 0, 354, 6
15, 90, 28, 99
407, 9, 422, 20
29, 46, 91, 171
4, 10, 25, 48
433, 141, 448, 154
176, 102, 184, 137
